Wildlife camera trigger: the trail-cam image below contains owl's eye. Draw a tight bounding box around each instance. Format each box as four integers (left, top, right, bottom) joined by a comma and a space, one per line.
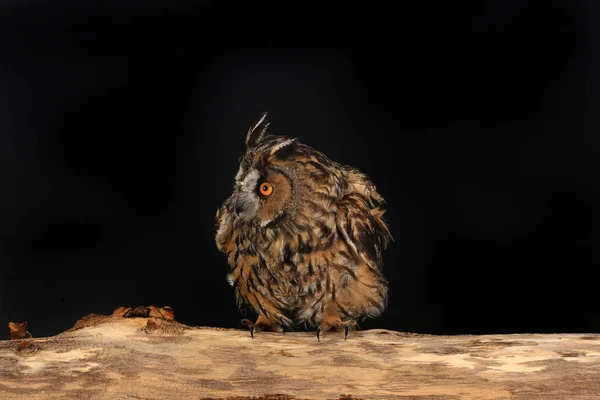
258, 181, 274, 197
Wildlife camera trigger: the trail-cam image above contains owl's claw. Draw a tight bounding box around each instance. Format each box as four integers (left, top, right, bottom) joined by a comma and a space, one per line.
316, 327, 322, 342
344, 325, 349, 340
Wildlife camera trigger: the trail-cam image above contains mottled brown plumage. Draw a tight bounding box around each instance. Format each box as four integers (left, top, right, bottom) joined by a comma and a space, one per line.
215, 113, 391, 339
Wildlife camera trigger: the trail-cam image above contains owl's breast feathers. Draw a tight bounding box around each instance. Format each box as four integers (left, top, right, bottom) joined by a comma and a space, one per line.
215, 149, 391, 327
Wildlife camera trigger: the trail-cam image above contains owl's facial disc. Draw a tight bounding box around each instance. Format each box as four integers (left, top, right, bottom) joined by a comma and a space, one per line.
232, 166, 293, 227
256, 169, 293, 227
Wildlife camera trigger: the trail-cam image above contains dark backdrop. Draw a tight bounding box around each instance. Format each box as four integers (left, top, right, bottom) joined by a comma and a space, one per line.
1, 1, 597, 339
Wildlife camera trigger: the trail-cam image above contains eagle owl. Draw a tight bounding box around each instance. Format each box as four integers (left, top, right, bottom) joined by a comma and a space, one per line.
215, 113, 391, 340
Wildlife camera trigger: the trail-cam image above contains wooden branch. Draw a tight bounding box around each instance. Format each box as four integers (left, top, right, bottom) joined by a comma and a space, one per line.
2, 309, 600, 399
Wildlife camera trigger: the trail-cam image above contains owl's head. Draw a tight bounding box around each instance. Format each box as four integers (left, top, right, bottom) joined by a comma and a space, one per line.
229, 112, 304, 228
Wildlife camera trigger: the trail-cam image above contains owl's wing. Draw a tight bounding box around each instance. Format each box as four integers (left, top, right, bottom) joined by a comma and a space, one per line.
336, 193, 392, 272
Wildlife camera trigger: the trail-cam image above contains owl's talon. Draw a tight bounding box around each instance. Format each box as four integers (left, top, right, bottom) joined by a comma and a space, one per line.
240, 318, 255, 339
344, 325, 349, 340
316, 327, 322, 342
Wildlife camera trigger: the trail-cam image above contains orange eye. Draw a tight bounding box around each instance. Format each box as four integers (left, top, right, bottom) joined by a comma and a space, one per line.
259, 181, 273, 196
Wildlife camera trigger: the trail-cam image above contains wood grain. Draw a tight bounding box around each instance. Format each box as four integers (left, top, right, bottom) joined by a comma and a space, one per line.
1, 315, 599, 399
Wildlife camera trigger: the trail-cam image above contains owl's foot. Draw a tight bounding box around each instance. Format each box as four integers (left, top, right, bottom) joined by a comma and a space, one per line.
316, 316, 359, 341
254, 315, 284, 333
240, 316, 283, 339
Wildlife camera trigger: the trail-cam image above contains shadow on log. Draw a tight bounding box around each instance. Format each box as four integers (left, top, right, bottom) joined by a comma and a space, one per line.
2, 306, 600, 399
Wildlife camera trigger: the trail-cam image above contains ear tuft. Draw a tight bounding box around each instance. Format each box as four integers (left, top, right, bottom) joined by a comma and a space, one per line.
268, 138, 298, 161
246, 112, 271, 148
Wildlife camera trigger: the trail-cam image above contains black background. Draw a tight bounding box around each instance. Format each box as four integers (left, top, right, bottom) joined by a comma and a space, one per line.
1, 1, 597, 339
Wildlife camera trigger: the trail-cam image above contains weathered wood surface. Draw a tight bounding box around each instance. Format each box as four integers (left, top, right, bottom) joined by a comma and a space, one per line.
1, 314, 600, 399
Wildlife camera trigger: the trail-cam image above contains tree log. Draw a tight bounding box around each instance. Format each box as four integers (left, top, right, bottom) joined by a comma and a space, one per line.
1, 312, 600, 399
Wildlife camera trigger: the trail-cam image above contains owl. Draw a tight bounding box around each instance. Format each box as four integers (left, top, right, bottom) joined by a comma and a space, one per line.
215, 113, 391, 340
